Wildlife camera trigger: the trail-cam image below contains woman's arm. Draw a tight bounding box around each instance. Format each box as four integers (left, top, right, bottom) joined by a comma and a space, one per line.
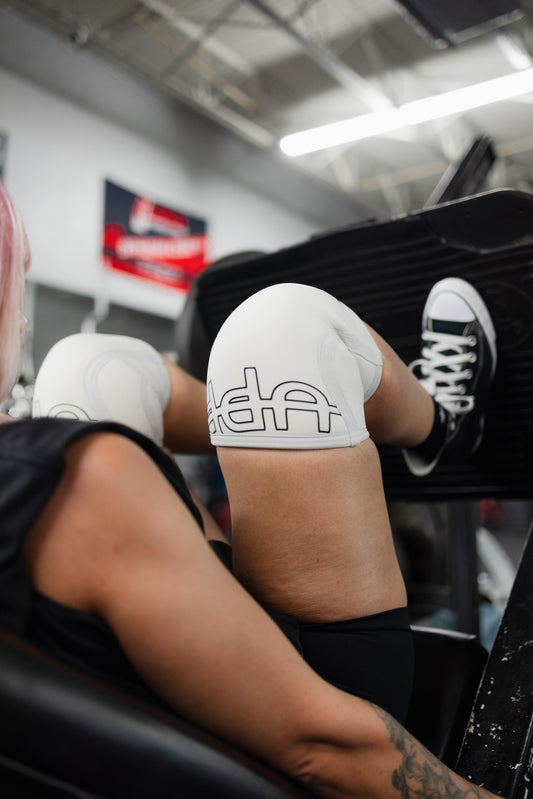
23, 431, 501, 799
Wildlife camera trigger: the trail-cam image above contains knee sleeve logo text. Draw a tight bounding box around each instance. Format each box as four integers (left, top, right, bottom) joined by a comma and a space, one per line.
208, 366, 341, 437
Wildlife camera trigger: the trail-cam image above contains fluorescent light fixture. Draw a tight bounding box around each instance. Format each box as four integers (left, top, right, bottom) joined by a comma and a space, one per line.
280, 69, 533, 156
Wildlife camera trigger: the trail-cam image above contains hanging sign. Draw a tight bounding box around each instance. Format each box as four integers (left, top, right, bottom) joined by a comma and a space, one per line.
102, 180, 209, 292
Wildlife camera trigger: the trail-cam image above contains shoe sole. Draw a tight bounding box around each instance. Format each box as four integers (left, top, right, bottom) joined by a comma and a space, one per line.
423, 277, 497, 375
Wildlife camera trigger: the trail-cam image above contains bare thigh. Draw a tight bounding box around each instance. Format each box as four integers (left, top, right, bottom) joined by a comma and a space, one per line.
218, 440, 407, 622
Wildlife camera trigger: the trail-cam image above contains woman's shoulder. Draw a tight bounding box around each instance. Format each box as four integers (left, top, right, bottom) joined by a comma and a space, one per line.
0, 416, 203, 529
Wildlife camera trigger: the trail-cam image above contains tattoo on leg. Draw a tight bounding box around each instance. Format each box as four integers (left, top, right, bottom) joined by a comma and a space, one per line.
373, 705, 484, 799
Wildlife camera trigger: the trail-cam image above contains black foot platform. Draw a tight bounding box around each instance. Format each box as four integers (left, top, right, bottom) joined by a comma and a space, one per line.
178, 188, 533, 502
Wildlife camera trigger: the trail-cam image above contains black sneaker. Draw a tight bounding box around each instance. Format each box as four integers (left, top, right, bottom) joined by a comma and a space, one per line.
402, 277, 497, 477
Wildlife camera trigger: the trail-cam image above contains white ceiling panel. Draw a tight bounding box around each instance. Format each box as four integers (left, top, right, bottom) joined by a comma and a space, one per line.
4, 0, 533, 218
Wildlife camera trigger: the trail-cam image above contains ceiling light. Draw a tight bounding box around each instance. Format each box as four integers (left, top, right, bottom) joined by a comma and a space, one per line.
280, 109, 404, 156
280, 69, 533, 156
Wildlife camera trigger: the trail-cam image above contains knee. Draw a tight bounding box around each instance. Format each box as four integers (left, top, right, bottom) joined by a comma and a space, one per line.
207, 283, 383, 450
33, 333, 170, 445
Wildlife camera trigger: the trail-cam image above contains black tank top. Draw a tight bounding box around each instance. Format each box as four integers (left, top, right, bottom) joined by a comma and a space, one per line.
0, 417, 204, 706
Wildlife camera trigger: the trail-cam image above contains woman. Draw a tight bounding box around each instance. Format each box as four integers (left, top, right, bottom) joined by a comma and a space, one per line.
0, 179, 499, 799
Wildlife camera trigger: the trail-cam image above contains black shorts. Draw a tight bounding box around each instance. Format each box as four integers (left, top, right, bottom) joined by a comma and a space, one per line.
210, 541, 413, 723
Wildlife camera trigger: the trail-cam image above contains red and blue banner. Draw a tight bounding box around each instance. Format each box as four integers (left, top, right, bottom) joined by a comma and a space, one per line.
102, 180, 209, 292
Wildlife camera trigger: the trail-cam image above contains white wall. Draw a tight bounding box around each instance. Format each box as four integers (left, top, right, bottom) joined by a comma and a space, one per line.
0, 10, 363, 318
0, 66, 315, 318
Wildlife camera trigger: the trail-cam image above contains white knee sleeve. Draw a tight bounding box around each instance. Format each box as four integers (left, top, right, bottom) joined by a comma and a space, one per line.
207, 283, 383, 449
33, 333, 171, 447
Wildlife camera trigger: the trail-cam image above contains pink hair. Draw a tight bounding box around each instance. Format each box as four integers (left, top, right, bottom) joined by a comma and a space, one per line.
0, 181, 27, 402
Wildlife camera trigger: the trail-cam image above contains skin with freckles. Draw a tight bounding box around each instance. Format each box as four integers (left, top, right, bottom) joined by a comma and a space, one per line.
221, 441, 406, 621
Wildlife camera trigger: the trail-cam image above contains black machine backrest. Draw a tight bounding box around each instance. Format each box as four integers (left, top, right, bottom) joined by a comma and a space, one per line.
176, 188, 533, 502
0, 622, 486, 797
0, 628, 312, 799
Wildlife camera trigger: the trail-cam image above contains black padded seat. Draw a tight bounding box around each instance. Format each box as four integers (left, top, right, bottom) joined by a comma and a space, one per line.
0, 623, 488, 796
0, 628, 312, 799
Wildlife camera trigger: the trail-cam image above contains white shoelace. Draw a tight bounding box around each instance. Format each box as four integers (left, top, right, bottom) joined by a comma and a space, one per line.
410, 329, 477, 415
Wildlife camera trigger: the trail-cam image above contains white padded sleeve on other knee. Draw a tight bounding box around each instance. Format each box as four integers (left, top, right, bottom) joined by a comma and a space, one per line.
206, 283, 383, 449
32, 333, 171, 447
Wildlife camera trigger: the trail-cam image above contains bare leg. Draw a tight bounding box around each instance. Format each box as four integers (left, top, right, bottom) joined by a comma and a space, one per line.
220, 441, 404, 620
209, 285, 433, 622
364, 326, 434, 447
160, 354, 214, 455
220, 335, 432, 619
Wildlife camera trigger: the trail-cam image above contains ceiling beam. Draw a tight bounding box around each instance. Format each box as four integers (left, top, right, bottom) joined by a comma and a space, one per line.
247, 0, 393, 111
